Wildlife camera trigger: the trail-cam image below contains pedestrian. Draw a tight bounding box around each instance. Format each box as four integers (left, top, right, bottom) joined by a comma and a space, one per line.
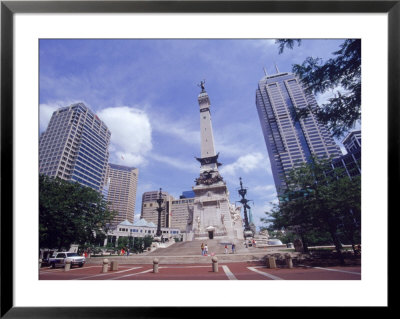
201, 242, 205, 256
224, 244, 228, 254
232, 243, 235, 254
127, 248, 130, 256
204, 244, 208, 256
252, 239, 256, 248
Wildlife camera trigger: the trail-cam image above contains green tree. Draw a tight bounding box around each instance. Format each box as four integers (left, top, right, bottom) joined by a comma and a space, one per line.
39, 174, 116, 250
276, 39, 361, 138
143, 235, 154, 250
263, 157, 361, 264
117, 236, 129, 250
133, 237, 144, 253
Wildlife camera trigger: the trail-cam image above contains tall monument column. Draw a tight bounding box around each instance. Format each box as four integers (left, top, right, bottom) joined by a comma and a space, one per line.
198, 82, 217, 167
187, 81, 244, 242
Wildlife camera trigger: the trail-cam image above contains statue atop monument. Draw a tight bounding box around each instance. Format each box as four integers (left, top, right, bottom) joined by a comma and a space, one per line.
198, 79, 206, 93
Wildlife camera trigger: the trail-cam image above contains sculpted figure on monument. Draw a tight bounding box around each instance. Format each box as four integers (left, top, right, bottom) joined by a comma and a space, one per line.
229, 204, 242, 225
196, 216, 201, 231
187, 206, 193, 225
195, 170, 224, 186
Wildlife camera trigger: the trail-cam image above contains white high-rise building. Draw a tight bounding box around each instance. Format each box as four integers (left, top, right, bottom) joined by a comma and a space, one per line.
39, 103, 111, 192
106, 163, 139, 225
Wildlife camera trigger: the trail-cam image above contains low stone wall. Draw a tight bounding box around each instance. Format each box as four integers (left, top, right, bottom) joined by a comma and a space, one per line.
86, 250, 301, 265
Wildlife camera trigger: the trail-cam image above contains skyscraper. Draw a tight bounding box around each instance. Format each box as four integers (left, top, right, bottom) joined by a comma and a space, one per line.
39, 102, 111, 192
106, 163, 139, 224
256, 71, 342, 195
332, 130, 361, 178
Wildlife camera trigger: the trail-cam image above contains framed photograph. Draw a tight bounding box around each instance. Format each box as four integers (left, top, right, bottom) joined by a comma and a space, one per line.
1, 0, 395, 316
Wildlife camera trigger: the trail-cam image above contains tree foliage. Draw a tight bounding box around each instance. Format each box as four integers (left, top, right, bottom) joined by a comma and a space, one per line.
276, 39, 361, 137
262, 157, 361, 263
39, 174, 116, 250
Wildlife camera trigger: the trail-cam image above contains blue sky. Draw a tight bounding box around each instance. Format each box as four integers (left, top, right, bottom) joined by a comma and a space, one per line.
39, 39, 350, 229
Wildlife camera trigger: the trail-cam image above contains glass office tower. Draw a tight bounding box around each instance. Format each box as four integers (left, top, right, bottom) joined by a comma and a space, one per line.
39, 103, 111, 192
256, 71, 342, 195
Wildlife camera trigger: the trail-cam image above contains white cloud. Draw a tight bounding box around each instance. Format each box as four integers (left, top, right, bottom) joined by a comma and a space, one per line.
39, 104, 57, 132
247, 39, 276, 51
252, 184, 276, 195
149, 153, 198, 173
97, 106, 152, 167
39, 101, 80, 132
220, 152, 270, 177
150, 113, 199, 146
315, 86, 349, 106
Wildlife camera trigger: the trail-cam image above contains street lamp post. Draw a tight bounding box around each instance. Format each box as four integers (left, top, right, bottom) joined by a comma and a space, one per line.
238, 177, 253, 237
156, 188, 164, 238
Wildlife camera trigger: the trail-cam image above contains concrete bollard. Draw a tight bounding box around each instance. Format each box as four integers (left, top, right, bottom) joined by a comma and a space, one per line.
64, 258, 71, 272
212, 256, 218, 272
111, 261, 118, 271
285, 255, 293, 269
266, 256, 276, 269
102, 259, 109, 273
153, 258, 159, 273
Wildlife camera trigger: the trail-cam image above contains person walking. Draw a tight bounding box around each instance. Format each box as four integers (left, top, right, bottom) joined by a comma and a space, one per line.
204, 243, 209, 256
224, 245, 228, 254
231, 243, 236, 254
201, 242, 205, 256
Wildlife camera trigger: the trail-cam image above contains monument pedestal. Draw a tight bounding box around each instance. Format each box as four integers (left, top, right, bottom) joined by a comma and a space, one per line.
189, 180, 244, 241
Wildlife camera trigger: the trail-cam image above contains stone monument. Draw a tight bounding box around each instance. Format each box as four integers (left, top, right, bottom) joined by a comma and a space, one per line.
186, 82, 244, 241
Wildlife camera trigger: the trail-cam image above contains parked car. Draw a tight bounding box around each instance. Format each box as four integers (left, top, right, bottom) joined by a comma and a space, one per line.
48, 252, 86, 268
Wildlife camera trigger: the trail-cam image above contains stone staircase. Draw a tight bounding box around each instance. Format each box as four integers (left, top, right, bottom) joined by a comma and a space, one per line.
147, 237, 258, 256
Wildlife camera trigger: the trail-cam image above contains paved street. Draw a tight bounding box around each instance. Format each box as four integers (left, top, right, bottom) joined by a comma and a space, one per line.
39, 262, 361, 280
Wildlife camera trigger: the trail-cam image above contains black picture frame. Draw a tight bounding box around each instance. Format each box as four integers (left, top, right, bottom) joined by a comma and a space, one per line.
1, 0, 395, 317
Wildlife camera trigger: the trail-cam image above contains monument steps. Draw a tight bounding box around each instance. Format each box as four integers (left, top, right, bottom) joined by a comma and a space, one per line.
147, 237, 257, 257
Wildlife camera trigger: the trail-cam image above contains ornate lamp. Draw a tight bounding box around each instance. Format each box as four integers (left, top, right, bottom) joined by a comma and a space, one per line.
156, 188, 164, 238
238, 177, 253, 237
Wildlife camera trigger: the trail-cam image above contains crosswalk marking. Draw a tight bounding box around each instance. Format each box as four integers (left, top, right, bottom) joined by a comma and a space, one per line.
39, 265, 100, 273
111, 268, 154, 280
75, 267, 142, 280
222, 265, 237, 280
247, 267, 284, 280
299, 265, 361, 275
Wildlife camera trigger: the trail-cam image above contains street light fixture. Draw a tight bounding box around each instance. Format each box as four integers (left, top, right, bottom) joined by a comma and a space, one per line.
156, 188, 164, 238
237, 177, 253, 237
